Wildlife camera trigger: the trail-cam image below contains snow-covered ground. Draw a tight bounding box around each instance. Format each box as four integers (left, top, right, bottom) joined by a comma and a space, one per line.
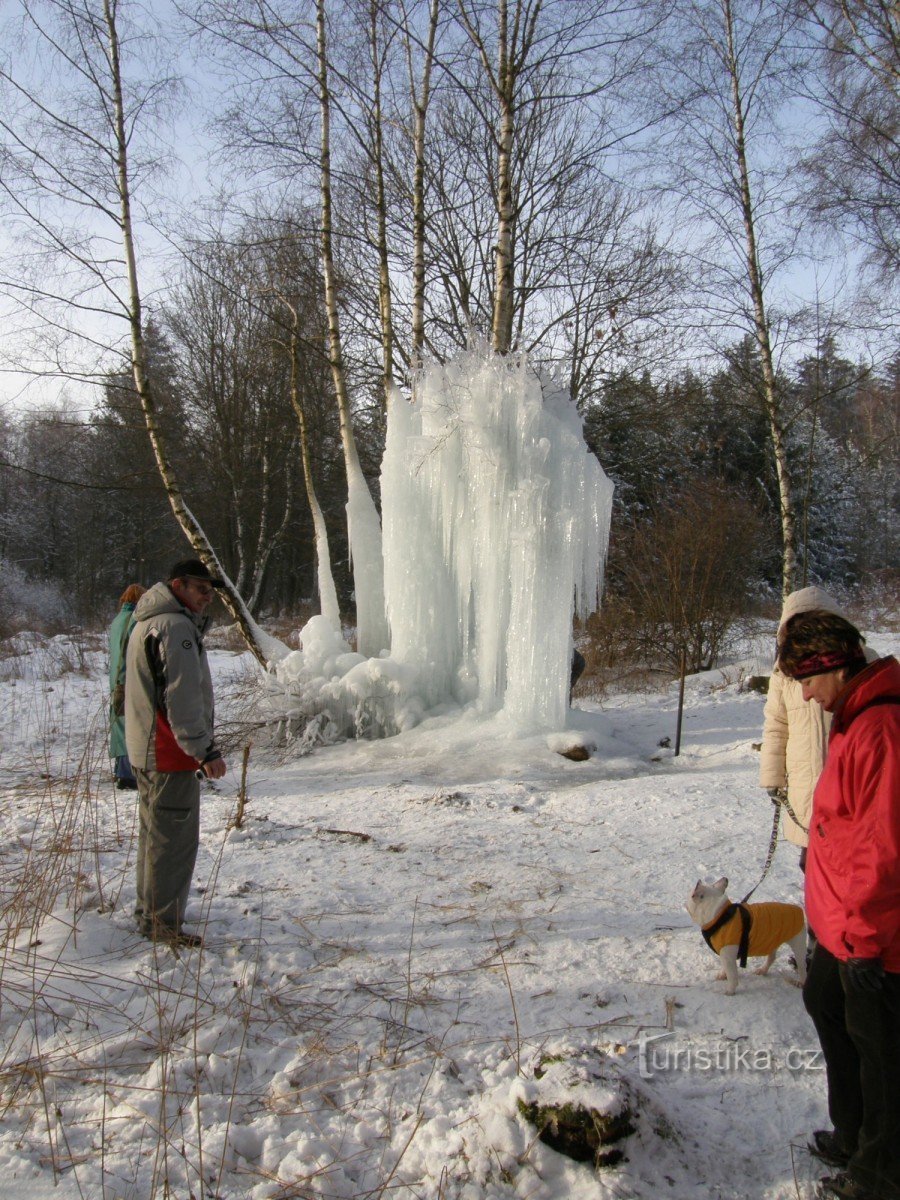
1, 623, 896, 1200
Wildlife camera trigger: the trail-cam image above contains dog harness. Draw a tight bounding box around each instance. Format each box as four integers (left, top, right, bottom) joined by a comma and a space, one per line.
702, 903, 804, 967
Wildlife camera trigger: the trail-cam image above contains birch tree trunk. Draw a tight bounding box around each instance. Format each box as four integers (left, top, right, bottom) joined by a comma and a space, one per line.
369, 0, 396, 408
456, 0, 541, 355
316, 0, 389, 656
721, 0, 798, 596
105, 0, 285, 665
491, 0, 516, 354
283, 308, 341, 631
246, 446, 296, 614
405, 0, 440, 361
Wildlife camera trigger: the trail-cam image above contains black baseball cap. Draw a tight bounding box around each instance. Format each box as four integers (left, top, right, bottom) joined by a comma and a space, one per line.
167, 558, 224, 587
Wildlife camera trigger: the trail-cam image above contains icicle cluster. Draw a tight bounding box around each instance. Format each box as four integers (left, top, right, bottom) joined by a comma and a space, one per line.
381, 347, 613, 731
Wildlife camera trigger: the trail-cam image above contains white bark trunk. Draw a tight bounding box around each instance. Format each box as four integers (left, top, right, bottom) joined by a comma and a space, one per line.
407, 0, 439, 360
722, 0, 797, 597
316, 0, 389, 654
105, 0, 286, 666
491, 0, 516, 353
369, 0, 395, 408
287, 320, 341, 631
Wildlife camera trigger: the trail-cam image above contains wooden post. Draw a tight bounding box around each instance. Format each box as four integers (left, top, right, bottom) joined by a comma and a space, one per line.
674, 650, 686, 756
234, 744, 251, 829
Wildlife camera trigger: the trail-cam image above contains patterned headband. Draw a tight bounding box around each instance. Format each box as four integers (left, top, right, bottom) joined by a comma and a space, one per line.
789, 647, 865, 681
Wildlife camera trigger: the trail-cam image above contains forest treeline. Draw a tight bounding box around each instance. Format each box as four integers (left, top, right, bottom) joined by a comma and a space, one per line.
0, 0, 897, 643
1, 329, 895, 631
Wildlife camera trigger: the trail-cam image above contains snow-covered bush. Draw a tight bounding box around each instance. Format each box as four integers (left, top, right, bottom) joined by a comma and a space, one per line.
0, 557, 72, 639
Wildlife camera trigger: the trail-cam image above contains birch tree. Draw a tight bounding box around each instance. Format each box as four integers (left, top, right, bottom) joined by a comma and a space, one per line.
400, 0, 441, 361
650, 0, 807, 595
450, 0, 657, 355
260, 216, 343, 630
0, 0, 283, 662
315, 0, 389, 655
192, 0, 390, 654
797, 0, 899, 282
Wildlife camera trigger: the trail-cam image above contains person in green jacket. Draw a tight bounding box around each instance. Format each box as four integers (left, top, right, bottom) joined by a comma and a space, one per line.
109, 584, 145, 789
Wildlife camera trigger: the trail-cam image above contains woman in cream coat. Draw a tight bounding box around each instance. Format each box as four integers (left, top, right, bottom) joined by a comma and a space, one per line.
759, 586, 847, 868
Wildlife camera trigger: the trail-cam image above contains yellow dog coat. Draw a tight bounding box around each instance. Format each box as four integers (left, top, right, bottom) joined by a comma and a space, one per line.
703, 902, 805, 966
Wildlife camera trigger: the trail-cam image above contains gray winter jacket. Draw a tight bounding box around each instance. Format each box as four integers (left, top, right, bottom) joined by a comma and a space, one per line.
124, 582, 219, 772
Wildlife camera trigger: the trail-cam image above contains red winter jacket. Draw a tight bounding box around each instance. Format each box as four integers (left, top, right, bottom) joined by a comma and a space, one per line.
805, 657, 900, 970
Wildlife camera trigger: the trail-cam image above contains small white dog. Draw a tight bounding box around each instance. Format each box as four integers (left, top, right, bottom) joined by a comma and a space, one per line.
686, 877, 807, 995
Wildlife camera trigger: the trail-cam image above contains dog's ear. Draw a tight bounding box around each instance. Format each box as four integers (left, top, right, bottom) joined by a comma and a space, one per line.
713, 876, 728, 892
692, 880, 702, 896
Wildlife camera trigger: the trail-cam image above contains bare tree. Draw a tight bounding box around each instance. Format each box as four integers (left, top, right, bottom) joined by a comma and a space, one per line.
163, 230, 298, 614
796, 0, 899, 284
399, 0, 441, 361
281, 296, 342, 631
190, 0, 390, 654
448, 0, 658, 354
315, 0, 389, 654
0, 0, 282, 662
649, 0, 809, 596
258, 215, 343, 630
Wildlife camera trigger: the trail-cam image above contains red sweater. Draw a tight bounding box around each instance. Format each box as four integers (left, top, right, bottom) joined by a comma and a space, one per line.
805, 657, 900, 970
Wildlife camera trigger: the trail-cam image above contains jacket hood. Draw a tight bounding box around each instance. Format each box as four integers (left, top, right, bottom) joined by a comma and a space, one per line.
778, 586, 844, 636
832, 656, 900, 736
133, 580, 209, 632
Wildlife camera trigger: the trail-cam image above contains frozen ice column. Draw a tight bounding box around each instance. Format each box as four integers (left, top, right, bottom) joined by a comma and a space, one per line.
381, 347, 613, 730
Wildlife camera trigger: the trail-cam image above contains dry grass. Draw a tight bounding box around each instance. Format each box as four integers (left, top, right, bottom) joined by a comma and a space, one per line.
0, 668, 496, 1199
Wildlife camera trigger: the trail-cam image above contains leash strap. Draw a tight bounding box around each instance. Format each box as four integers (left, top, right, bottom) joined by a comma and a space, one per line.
741, 803, 780, 904
772, 786, 809, 835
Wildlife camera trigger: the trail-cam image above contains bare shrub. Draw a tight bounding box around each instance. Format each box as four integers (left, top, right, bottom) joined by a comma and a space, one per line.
848, 569, 900, 634
589, 479, 773, 679
0, 559, 72, 640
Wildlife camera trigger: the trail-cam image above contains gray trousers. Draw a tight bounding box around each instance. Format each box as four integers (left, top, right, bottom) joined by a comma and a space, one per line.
134, 768, 200, 934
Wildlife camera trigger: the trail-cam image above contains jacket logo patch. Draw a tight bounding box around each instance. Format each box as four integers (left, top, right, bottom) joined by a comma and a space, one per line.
182, 640, 193, 649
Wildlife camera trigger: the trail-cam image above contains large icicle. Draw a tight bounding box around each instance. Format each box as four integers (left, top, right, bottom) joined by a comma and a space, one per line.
381, 346, 613, 731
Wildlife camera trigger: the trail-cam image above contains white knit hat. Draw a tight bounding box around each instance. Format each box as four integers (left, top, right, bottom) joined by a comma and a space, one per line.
777, 586, 844, 637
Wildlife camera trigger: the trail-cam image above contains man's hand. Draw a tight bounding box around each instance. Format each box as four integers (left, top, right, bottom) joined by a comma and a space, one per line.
202, 757, 227, 780
844, 957, 885, 993
767, 787, 785, 805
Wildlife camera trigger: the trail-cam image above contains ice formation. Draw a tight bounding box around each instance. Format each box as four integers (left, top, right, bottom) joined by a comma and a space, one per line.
272, 347, 612, 738
382, 348, 613, 730
346, 461, 390, 657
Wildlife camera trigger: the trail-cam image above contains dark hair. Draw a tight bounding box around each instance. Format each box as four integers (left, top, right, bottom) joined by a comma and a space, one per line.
778, 610, 865, 680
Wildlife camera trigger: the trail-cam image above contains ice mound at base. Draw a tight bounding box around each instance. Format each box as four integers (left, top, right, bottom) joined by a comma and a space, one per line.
268, 616, 427, 744
271, 347, 613, 742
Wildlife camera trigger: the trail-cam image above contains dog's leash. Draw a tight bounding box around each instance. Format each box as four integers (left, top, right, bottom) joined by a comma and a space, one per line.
772, 787, 809, 834
740, 801, 781, 904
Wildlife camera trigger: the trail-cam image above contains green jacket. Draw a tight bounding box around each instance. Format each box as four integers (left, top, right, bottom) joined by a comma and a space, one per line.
108, 602, 137, 757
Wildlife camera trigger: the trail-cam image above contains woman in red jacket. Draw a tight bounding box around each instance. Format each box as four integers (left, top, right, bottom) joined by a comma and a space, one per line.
779, 611, 900, 1200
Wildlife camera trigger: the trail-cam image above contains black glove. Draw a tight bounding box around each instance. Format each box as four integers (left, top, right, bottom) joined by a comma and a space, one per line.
767, 787, 784, 805
844, 957, 885, 993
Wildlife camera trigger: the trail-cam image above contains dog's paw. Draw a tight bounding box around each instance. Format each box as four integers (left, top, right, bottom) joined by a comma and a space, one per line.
753, 966, 771, 976
723, 985, 737, 996
715, 970, 728, 982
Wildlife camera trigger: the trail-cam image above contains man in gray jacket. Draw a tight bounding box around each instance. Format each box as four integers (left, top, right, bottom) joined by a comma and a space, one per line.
125, 559, 227, 947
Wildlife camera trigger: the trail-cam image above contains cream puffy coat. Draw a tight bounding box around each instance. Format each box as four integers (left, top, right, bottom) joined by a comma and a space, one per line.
758, 586, 843, 847
759, 666, 830, 846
